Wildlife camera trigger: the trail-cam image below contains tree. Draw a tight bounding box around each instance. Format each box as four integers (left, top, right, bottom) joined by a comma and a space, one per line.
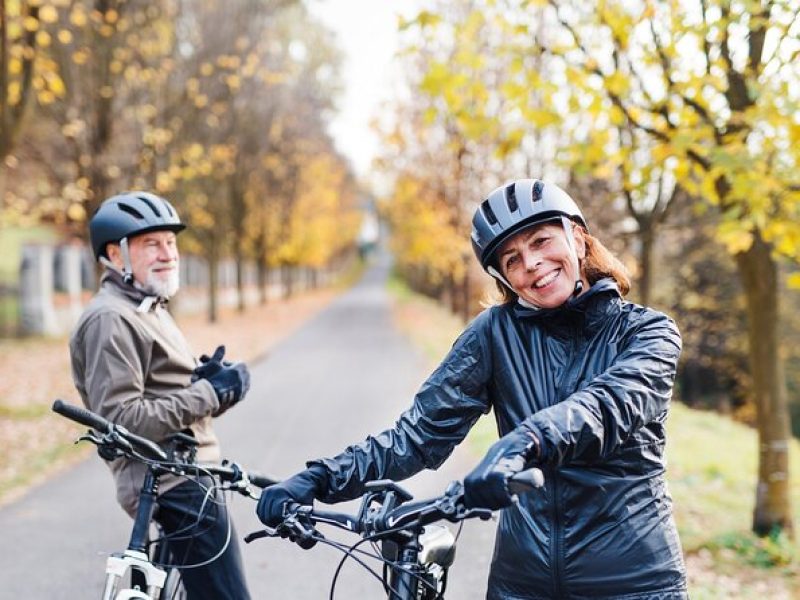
0, 0, 66, 209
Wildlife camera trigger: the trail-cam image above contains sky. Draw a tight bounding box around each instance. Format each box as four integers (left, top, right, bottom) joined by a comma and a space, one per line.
306, 0, 421, 182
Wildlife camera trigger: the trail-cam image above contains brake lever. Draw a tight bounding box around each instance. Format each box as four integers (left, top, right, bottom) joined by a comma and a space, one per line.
77, 431, 105, 446
440, 482, 493, 522
283, 515, 320, 549
77, 430, 133, 462
244, 528, 272, 544
244, 516, 321, 550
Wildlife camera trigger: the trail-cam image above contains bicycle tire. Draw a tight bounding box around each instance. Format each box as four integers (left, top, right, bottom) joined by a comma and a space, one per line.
159, 567, 187, 600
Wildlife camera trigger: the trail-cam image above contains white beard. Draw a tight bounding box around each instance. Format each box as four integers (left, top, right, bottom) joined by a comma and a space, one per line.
142, 264, 180, 298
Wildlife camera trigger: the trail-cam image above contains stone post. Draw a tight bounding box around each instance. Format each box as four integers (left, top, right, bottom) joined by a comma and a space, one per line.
19, 244, 59, 336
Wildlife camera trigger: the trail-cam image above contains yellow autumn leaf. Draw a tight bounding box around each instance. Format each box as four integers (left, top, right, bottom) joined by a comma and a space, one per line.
23, 16, 39, 32
47, 74, 66, 96
70, 8, 87, 27
605, 71, 629, 96
39, 5, 59, 23
717, 221, 753, 255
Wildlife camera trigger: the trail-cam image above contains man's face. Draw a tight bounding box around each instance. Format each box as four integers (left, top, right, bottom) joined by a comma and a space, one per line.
108, 230, 180, 298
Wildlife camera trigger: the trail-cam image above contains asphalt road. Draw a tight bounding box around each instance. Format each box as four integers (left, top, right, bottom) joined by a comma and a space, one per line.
0, 255, 498, 599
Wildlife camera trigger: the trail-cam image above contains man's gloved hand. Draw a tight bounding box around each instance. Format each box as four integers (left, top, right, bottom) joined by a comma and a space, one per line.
192, 345, 250, 415
257, 466, 329, 528
463, 427, 539, 511
192, 345, 231, 382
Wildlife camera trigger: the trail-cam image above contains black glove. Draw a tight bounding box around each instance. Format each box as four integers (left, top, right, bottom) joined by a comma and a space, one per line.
256, 466, 329, 528
463, 427, 539, 510
192, 345, 250, 415
192, 345, 231, 382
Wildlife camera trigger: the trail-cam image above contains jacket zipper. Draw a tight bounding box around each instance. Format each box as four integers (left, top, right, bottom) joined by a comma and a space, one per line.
551, 468, 564, 599
552, 321, 582, 598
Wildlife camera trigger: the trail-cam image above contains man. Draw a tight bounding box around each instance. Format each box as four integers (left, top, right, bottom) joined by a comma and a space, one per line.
69, 191, 252, 599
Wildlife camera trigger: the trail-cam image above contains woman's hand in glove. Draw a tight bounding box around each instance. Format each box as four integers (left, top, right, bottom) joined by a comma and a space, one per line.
256, 466, 329, 527
463, 428, 539, 511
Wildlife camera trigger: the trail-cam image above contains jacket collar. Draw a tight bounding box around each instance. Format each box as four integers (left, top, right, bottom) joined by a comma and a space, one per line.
511, 278, 622, 332
101, 269, 169, 313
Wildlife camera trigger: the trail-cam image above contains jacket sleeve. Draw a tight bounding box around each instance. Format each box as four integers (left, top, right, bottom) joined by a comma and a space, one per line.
312, 321, 492, 503
77, 310, 219, 441
523, 311, 681, 466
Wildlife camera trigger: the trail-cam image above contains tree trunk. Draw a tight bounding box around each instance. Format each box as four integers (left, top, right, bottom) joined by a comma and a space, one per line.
207, 250, 218, 324
735, 230, 793, 536
637, 222, 655, 307
257, 262, 268, 305
235, 256, 245, 313
282, 263, 293, 299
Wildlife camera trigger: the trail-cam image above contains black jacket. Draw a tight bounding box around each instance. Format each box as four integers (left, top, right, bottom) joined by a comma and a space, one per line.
312, 279, 688, 599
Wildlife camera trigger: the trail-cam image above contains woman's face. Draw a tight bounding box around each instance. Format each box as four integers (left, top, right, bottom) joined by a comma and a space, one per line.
497, 222, 587, 308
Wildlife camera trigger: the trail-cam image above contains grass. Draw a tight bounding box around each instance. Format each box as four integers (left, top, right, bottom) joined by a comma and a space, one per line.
386, 274, 800, 598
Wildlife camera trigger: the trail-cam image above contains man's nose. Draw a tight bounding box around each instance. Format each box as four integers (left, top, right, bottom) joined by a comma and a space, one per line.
157, 243, 177, 260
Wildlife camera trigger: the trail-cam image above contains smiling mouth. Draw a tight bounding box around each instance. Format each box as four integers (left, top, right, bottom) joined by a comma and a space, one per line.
533, 269, 560, 289
151, 265, 176, 274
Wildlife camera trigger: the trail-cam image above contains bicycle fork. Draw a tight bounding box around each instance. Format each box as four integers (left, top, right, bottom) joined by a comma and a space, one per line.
102, 470, 167, 599
102, 550, 167, 600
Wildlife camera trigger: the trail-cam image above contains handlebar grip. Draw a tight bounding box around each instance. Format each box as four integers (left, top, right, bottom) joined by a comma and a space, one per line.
52, 399, 112, 433
249, 472, 279, 489
52, 399, 167, 461
508, 468, 545, 495
120, 427, 168, 462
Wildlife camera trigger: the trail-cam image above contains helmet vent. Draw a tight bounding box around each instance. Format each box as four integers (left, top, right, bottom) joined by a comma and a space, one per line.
532, 180, 544, 203
505, 184, 518, 212
137, 196, 163, 218
481, 200, 498, 225
118, 203, 145, 220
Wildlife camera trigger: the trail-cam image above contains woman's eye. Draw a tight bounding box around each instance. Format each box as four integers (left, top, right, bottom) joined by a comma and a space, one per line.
533, 236, 550, 247
505, 255, 519, 269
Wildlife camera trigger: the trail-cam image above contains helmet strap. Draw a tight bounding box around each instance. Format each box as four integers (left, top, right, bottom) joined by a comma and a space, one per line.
119, 237, 135, 285
99, 237, 136, 286
487, 265, 513, 291
560, 216, 583, 298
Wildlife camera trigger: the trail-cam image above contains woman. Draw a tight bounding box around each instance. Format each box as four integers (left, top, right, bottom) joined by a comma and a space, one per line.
257, 179, 688, 599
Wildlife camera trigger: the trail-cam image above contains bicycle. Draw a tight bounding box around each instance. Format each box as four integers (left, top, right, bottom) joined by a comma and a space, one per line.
245, 468, 544, 599
52, 399, 276, 600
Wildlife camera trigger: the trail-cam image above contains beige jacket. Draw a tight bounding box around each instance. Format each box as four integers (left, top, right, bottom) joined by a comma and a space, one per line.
69, 271, 221, 516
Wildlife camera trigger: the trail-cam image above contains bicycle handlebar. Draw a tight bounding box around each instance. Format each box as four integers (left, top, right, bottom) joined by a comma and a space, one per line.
195, 462, 278, 489
247, 468, 544, 547
53, 399, 167, 461
51, 399, 277, 491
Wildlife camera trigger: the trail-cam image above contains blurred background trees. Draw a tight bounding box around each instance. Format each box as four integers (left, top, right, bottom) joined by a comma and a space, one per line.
1, 0, 361, 318
3, 0, 800, 541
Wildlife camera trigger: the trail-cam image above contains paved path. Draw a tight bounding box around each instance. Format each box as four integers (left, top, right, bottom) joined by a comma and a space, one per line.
0, 256, 497, 599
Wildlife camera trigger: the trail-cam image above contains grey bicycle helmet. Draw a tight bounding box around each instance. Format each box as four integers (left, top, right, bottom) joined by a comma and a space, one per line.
471, 179, 586, 271
90, 191, 185, 260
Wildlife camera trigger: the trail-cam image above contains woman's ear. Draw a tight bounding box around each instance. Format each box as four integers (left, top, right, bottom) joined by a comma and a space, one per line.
573, 226, 587, 260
